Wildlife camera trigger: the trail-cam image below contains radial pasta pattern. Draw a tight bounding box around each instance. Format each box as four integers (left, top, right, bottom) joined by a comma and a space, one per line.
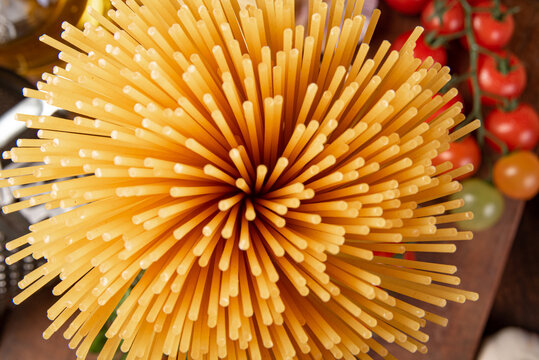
2, 0, 480, 359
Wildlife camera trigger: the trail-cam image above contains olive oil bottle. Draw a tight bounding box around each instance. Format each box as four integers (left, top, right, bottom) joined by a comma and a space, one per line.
0, 0, 110, 77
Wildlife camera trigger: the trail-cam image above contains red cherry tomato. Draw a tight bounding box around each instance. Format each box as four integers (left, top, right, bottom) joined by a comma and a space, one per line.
384, 0, 429, 15
493, 151, 539, 200
373, 251, 416, 260
471, 1, 514, 50
421, 0, 465, 35
401, 252, 416, 261
475, 52, 526, 106
427, 93, 465, 123
432, 136, 481, 180
391, 30, 447, 66
485, 104, 539, 152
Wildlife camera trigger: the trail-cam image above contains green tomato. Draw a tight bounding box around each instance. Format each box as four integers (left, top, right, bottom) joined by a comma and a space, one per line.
450, 178, 504, 231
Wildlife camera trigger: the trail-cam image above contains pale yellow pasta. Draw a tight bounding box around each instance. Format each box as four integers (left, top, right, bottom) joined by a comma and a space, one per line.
2, 0, 480, 359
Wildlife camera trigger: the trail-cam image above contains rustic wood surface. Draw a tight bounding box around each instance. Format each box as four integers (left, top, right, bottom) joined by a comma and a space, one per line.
483, 0, 539, 336
0, 0, 537, 359
375, 0, 537, 358
485, 196, 539, 336
384, 199, 525, 360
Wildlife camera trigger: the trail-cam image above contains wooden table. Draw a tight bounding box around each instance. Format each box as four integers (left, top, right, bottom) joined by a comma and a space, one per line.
373, 0, 538, 358
1, 0, 537, 359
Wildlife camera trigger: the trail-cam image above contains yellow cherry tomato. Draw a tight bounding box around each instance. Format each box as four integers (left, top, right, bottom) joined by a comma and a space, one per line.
493, 151, 539, 200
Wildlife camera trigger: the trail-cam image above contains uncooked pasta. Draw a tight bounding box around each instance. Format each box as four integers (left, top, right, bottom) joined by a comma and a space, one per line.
2, 0, 480, 359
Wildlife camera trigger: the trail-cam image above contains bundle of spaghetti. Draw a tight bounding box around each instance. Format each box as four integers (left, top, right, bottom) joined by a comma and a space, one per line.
1, 0, 481, 359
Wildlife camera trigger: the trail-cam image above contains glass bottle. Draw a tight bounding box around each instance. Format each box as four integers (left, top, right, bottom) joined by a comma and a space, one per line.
0, 0, 110, 77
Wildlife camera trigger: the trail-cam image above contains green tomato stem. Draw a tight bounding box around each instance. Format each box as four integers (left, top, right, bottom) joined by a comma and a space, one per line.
491, 0, 520, 21
477, 46, 504, 60
493, 0, 503, 20
428, 30, 467, 47
440, 72, 472, 93
430, 0, 450, 24
471, 5, 519, 19
476, 47, 514, 75
502, 98, 519, 112
484, 128, 509, 156
459, 0, 485, 145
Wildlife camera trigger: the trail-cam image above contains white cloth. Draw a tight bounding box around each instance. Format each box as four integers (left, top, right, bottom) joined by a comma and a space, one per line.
477, 327, 539, 360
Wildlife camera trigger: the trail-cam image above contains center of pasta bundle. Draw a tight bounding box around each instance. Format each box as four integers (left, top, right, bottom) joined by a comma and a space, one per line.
1, 0, 480, 359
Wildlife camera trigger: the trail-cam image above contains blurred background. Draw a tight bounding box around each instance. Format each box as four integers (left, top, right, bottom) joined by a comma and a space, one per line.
0, 0, 537, 359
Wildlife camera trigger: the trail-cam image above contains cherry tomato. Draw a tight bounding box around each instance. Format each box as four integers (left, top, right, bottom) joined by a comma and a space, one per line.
493, 151, 539, 200
395, 252, 416, 261
475, 52, 526, 106
450, 178, 504, 231
373, 251, 416, 260
471, 1, 514, 50
432, 136, 481, 180
427, 92, 465, 123
384, 0, 429, 15
485, 104, 539, 152
421, 0, 465, 35
391, 31, 447, 66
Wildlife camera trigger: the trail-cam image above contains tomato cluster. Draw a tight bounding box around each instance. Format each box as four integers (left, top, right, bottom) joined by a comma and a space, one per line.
385, 0, 539, 231
391, 31, 447, 65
